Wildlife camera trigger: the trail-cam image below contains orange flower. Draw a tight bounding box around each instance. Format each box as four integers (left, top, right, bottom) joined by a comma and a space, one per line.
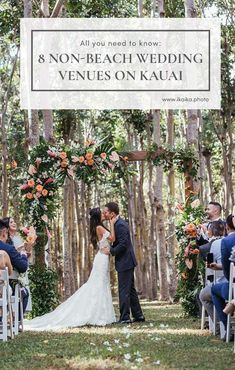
100, 152, 107, 160
84, 139, 94, 146
79, 156, 85, 163
26, 192, 33, 200
26, 235, 35, 244
181, 272, 188, 280
85, 152, 93, 160
59, 152, 67, 160
42, 189, 48, 197
87, 159, 94, 166
60, 159, 69, 168
36, 184, 43, 192
11, 160, 17, 169
191, 248, 200, 255
124, 156, 129, 161
184, 223, 197, 235
27, 179, 35, 188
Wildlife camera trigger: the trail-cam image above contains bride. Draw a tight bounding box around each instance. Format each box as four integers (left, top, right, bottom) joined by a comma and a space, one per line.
24, 207, 116, 330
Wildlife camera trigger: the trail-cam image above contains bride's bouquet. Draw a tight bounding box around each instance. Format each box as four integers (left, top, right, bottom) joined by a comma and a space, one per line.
16, 226, 37, 251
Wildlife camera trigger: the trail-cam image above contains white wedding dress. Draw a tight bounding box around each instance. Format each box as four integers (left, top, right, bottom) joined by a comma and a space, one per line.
24, 231, 116, 331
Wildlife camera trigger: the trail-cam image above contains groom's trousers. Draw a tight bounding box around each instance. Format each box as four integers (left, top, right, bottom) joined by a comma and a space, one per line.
118, 268, 143, 321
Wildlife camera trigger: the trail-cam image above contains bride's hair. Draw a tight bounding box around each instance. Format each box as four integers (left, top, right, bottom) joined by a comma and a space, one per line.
89, 207, 106, 249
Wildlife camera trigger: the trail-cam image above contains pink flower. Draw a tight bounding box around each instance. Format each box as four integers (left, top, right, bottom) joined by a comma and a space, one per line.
36, 192, 42, 198
175, 203, 184, 212
108, 163, 114, 169
21, 227, 29, 235
19, 184, 30, 190
44, 178, 54, 185
47, 150, 57, 158
109, 151, 119, 162
71, 156, 80, 163
35, 157, 42, 168
184, 245, 190, 257
28, 164, 37, 176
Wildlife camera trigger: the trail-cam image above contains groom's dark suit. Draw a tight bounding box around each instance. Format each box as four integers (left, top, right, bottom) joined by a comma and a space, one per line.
110, 217, 143, 321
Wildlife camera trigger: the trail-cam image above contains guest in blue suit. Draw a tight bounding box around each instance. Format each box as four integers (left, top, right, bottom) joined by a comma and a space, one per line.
103, 202, 144, 324
211, 214, 235, 335
0, 219, 29, 311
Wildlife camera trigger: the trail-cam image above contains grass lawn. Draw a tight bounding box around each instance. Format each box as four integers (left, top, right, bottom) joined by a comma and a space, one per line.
0, 301, 235, 369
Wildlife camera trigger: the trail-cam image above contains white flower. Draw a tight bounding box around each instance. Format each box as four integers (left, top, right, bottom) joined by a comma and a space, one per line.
149, 323, 154, 327
123, 343, 130, 347
114, 339, 120, 344
159, 323, 168, 328
135, 358, 143, 363
90, 342, 95, 346
135, 351, 141, 357
107, 347, 113, 352
103, 341, 110, 346
153, 360, 161, 365
124, 353, 131, 360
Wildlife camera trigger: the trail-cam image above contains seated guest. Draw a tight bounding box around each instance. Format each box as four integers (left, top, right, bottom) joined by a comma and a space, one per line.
2, 217, 33, 312
0, 219, 29, 312
0, 250, 13, 275
197, 201, 223, 246
211, 214, 235, 339
199, 220, 226, 322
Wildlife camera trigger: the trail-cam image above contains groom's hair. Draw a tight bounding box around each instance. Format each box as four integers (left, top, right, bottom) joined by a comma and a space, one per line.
105, 202, 119, 215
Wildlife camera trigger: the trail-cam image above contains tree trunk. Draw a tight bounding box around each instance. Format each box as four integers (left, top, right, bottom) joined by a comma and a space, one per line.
51, 0, 67, 17
42, 110, 55, 143
166, 110, 177, 300
152, 109, 169, 300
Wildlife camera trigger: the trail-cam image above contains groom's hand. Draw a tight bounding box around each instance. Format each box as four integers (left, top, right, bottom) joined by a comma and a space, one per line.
101, 247, 110, 255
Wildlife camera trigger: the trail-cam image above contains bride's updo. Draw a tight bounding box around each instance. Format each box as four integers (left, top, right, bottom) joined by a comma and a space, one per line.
89, 207, 102, 249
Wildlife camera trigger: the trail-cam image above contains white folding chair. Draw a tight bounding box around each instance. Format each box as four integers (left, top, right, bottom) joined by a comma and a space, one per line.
0, 268, 14, 341
201, 267, 216, 334
226, 262, 235, 344
9, 270, 24, 335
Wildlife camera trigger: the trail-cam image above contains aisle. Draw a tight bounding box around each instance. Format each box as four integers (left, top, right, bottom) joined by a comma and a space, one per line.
0, 301, 234, 369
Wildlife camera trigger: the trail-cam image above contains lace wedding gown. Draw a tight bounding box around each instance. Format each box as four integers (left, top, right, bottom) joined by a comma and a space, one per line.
24, 231, 116, 330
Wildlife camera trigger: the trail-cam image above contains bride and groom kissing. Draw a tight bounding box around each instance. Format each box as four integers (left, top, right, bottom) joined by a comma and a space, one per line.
24, 202, 144, 331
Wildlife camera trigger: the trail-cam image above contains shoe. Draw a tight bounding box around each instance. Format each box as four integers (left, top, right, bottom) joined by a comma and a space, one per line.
223, 302, 235, 315
116, 319, 132, 324
132, 316, 145, 322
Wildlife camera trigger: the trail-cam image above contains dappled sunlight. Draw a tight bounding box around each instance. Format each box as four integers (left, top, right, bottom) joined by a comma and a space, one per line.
56, 325, 209, 337
65, 357, 124, 369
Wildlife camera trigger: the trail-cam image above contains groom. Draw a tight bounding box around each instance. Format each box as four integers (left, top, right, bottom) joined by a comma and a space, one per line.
102, 202, 145, 324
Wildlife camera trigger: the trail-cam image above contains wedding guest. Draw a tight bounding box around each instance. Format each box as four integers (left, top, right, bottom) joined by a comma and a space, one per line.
211, 214, 235, 340
0, 219, 29, 312
0, 250, 13, 275
197, 201, 223, 247
199, 220, 226, 322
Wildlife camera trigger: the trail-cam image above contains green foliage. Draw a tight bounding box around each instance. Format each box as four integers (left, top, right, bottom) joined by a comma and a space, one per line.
175, 199, 205, 316
150, 144, 200, 179
28, 265, 59, 318
19, 137, 123, 232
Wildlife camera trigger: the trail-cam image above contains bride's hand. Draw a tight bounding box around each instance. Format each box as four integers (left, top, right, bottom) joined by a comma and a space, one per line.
101, 247, 110, 255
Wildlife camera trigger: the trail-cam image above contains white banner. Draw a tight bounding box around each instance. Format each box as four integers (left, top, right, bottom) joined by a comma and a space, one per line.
20, 18, 221, 109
